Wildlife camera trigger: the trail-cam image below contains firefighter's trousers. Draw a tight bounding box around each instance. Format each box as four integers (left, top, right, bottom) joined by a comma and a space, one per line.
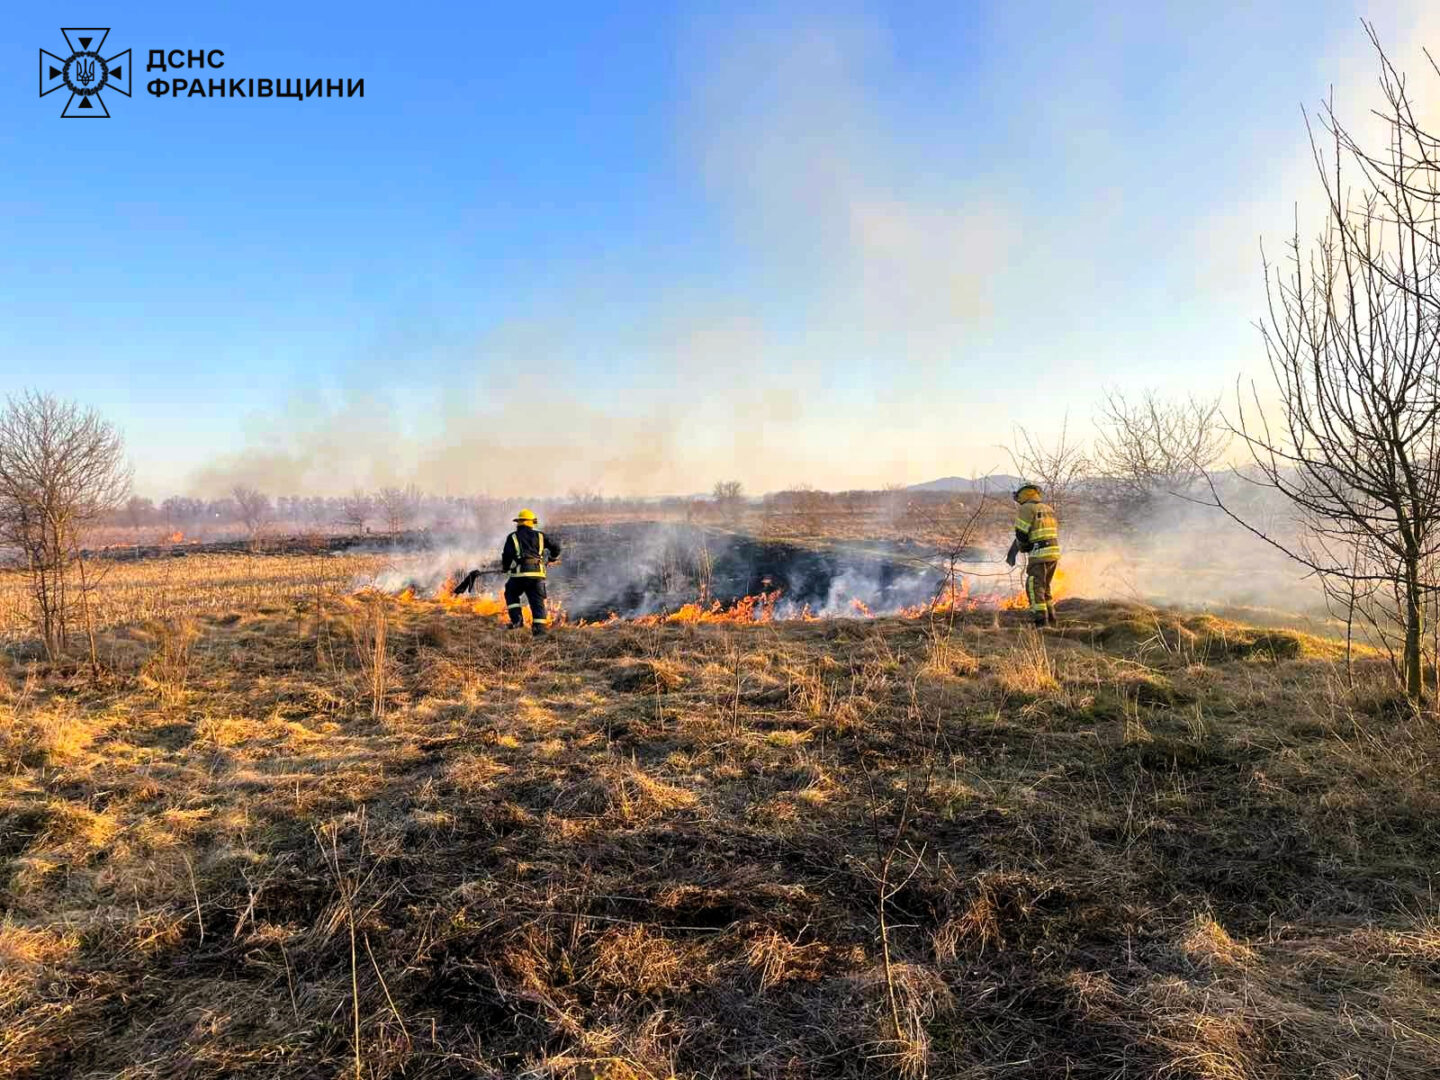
504, 577, 549, 635
1025, 559, 1058, 627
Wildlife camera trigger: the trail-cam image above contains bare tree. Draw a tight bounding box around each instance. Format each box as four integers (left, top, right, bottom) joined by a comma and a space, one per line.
1203, 37, 1440, 702
0, 391, 130, 659
712, 480, 744, 525
338, 489, 374, 534
302, 496, 331, 531
1327, 23, 1440, 318
1006, 415, 1091, 524
122, 495, 154, 545
375, 484, 420, 538
232, 485, 272, 547
1093, 390, 1229, 507
910, 492, 992, 642
161, 496, 202, 535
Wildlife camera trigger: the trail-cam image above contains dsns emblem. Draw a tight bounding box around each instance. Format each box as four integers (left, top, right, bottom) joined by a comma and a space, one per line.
40, 29, 131, 117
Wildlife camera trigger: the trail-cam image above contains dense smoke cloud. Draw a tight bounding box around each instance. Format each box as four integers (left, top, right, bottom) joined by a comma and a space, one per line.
359, 521, 967, 621
183, 3, 1436, 642
1064, 492, 1325, 618
186, 8, 1027, 499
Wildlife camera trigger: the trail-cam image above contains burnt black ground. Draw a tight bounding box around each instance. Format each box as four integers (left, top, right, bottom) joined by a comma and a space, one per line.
548, 523, 974, 619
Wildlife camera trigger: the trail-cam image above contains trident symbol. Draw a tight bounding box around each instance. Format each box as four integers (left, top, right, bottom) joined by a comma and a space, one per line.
40, 29, 130, 117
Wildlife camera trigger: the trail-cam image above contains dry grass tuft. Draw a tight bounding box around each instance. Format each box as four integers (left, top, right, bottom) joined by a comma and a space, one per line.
1182, 914, 1257, 969
920, 631, 980, 678
609, 657, 685, 693
521, 1056, 664, 1080
444, 752, 510, 792
139, 615, 198, 702
34, 798, 121, 853
744, 928, 837, 991
934, 871, 1053, 958
567, 763, 698, 821
993, 631, 1060, 697
0, 922, 78, 968
588, 926, 689, 994
1138, 977, 1257, 1080
346, 595, 393, 719
864, 963, 954, 1078
0, 705, 101, 767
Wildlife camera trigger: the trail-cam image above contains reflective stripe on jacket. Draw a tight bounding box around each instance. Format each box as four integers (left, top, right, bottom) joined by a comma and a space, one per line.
1014, 498, 1061, 563
503, 527, 554, 578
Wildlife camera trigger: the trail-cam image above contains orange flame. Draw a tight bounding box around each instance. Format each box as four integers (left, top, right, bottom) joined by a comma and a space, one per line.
897, 577, 1035, 618
626, 589, 783, 626
898, 578, 973, 618
434, 576, 519, 619
360, 578, 517, 621
371, 568, 1057, 628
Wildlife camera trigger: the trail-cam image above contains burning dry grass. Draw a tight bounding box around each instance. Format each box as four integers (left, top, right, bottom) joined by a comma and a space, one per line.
0, 584, 1436, 1078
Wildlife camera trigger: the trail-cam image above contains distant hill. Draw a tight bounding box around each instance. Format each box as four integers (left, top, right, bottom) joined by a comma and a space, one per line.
906, 474, 1023, 494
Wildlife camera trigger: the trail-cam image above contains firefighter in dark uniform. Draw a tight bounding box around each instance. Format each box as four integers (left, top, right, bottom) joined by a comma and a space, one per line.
502, 509, 561, 635
1005, 483, 1061, 628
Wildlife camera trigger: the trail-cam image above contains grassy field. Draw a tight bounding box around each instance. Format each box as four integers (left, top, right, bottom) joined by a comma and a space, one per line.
0, 554, 389, 649
2, 569, 1437, 1079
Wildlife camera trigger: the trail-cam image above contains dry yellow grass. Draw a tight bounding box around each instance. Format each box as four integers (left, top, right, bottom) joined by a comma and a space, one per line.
0, 565, 1436, 1079
0, 552, 386, 646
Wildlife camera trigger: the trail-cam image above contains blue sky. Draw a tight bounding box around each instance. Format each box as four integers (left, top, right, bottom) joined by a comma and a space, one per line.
2, 1, 1434, 496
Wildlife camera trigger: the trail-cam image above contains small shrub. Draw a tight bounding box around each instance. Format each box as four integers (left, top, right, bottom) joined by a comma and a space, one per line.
140, 617, 198, 703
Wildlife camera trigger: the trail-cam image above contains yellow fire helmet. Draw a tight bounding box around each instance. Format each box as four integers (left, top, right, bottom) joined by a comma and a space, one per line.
1012, 483, 1042, 502
513, 508, 538, 525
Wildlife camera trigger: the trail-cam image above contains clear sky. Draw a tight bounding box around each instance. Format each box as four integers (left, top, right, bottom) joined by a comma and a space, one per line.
2, 1, 1436, 497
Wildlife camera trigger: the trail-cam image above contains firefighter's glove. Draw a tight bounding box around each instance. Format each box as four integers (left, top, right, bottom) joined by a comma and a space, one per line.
1005, 540, 1020, 568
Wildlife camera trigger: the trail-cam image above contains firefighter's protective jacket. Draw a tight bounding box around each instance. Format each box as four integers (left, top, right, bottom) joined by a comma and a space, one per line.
501, 525, 560, 578
1014, 495, 1061, 562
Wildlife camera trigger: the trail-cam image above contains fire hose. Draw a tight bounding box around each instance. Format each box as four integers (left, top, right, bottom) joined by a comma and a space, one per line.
452, 560, 562, 595
451, 567, 505, 595
934, 557, 1023, 580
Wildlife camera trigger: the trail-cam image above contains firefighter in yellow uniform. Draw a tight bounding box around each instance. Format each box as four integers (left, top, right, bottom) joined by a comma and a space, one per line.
501, 509, 561, 635
1005, 483, 1061, 628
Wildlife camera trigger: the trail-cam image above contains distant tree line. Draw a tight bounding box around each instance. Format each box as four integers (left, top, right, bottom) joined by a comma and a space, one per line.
108, 488, 497, 540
